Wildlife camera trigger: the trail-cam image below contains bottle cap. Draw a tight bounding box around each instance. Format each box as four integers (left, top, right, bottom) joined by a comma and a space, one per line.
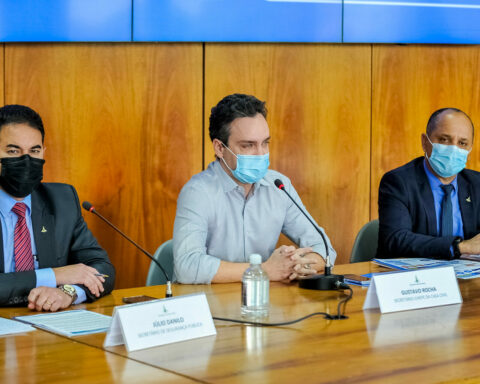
249, 254, 262, 265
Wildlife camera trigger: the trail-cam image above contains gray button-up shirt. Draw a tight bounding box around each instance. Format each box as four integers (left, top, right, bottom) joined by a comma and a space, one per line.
173, 160, 336, 284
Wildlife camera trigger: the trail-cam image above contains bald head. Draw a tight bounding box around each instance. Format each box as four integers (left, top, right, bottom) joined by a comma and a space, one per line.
422, 108, 474, 169
426, 108, 474, 139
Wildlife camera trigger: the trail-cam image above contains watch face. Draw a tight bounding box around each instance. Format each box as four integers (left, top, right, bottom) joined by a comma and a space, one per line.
62, 285, 75, 295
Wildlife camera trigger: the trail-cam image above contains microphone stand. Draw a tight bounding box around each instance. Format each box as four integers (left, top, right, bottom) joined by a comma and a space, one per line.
274, 180, 345, 290
82, 201, 172, 298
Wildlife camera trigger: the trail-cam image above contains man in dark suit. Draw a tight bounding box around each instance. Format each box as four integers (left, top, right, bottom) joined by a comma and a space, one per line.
0, 104, 115, 311
378, 107, 480, 259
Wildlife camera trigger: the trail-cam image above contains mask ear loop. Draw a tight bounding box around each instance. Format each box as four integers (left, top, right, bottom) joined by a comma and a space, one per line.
219, 142, 238, 172
220, 142, 238, 159
424, 134, 434, 162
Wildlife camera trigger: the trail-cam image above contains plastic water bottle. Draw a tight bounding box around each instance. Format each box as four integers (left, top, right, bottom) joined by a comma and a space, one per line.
241, 254, 269, 318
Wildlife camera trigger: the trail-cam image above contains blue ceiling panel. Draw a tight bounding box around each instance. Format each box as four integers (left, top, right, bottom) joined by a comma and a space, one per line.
0, 0, 132, 42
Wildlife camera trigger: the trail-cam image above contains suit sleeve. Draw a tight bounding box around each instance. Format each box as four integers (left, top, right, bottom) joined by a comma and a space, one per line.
68, 186, 115, 301
378, 171, 455, 259
0, 270, 36, 305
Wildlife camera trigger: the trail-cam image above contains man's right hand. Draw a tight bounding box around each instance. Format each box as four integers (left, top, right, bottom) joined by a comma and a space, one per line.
53, 264, 105, 297
262, 245, 298, 281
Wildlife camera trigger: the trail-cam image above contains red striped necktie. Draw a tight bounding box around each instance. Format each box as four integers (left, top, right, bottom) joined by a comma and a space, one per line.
12, 203, 34, 272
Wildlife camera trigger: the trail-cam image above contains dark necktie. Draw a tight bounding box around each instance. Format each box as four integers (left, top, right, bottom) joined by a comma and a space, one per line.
441, 184, 454, 237
12, 203, 34, 272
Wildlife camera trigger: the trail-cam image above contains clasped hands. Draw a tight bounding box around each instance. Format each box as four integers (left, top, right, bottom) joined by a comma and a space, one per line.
263, 245, 326, 282
27, 263, 106, 312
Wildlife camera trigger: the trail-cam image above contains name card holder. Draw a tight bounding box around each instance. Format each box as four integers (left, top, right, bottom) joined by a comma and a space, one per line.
363, 266, 462, 313
104, 292, 216, 352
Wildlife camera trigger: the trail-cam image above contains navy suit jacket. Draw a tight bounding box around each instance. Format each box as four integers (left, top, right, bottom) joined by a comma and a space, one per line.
377, 157, 480, 259
0, 183, 115, 305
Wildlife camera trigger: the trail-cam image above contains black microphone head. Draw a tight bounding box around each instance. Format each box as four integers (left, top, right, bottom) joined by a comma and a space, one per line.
82, 201, 95, 212
274, 179, 285, 190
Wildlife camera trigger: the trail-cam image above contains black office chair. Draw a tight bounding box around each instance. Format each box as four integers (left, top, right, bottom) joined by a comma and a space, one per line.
350, 219, 379, 263
146, 239, 174, 285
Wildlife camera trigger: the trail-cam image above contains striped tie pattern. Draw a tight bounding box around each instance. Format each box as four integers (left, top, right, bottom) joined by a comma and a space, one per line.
12, 203, 34, 272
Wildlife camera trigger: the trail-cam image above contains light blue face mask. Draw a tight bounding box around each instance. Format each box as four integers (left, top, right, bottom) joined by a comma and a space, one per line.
221, 143, 270, 184
425, 135, 470, 178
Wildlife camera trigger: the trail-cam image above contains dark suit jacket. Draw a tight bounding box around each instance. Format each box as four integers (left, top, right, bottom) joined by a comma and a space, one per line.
378, 157, 480, 259
0, 183, 115, 305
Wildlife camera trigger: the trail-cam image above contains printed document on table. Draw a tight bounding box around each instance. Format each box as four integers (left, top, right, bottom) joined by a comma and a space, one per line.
14, 310, 111, 337
0, 317, 35, 336
373, 258, 480, 279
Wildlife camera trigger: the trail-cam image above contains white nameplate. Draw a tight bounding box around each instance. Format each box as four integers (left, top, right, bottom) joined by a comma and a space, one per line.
104, 292, 216, 352
363, 266, 462, 313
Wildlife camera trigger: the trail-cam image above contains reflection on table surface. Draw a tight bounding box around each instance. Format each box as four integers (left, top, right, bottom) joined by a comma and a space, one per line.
2, 262, 480, 383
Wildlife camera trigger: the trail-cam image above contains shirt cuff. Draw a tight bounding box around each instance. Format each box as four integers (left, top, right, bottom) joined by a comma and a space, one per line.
35, 268, 57, 288
71, 285, 87, 305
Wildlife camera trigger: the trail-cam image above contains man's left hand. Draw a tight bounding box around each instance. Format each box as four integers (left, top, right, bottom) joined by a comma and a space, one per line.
27, 286, 74, 312
289, 251, 326, 280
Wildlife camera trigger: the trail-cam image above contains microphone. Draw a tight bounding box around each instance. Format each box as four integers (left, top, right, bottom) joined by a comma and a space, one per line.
274, 179, 345, 291
82, 201, 172, 298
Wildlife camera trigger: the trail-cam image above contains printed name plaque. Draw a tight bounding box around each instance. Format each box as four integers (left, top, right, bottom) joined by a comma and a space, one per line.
363, 266, 462, 313
104, 292, 216, 352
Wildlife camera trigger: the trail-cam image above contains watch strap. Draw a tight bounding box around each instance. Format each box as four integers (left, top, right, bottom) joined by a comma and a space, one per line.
452, 237, 463, 259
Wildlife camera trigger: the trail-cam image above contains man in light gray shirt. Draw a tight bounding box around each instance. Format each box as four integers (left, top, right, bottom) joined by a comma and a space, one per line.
173, 94, 336, 284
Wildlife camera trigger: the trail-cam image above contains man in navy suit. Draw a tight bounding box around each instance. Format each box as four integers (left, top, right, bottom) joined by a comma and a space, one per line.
0, 105, 115, 311
378, 108, 480, 259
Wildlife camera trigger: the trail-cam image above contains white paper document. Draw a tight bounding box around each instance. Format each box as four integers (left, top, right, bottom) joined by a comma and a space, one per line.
14, 310, 111, 337
0, 317, 35, 336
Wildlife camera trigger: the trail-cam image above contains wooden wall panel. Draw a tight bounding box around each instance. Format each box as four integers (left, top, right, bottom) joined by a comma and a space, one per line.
4, 42, 477, 278
5, 43, 203, 288
204, 44, 371, 264
371, 45, 480, 218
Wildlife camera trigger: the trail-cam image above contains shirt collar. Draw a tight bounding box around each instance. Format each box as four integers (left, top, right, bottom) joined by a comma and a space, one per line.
423, 158, 458, 191
0, 189, 32, 218
212, 160, 270, 193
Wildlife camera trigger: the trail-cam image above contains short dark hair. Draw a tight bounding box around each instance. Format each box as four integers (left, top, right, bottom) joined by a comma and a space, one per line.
426, 107, 474, 138
209, 94, 267, 144
0, 104, 45, 142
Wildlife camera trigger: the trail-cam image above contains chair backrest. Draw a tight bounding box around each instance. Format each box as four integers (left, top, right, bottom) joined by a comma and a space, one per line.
146, 239, 174, 286
350, 219, 379, 263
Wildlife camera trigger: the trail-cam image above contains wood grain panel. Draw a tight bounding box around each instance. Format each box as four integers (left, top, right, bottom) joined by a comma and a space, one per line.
0, 326, 191, 383
4, 43, 203, 288
204, 44, 371, 264
371, 45, 480, 218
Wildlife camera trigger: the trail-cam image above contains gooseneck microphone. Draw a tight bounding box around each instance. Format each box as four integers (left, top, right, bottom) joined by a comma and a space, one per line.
82, 201, 172, 298
274, 179, 345, 290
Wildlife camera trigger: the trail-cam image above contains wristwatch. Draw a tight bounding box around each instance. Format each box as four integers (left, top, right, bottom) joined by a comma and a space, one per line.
58, 284, 78, 304
452, 237, 463, 259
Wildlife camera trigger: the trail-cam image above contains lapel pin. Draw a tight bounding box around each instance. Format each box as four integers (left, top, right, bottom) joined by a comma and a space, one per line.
466, 196, 472, 203
41, 226, 47, 233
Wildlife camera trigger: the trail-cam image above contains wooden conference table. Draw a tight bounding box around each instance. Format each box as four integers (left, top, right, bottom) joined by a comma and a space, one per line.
1, 262, 480, 383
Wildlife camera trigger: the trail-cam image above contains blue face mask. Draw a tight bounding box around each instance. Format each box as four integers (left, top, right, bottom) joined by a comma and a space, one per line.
426, 135, 470, 178
221, 143, 270, 184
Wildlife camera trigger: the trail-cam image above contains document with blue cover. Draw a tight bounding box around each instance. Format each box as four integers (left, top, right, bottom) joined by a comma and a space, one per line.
373, 258, 480, 279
